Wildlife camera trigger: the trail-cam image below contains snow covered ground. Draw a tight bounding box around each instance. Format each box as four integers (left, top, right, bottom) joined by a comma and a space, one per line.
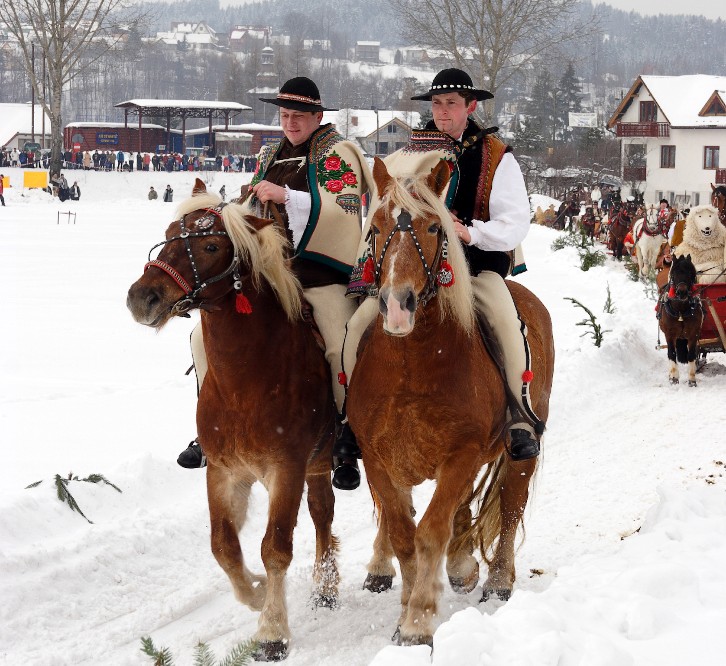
1, 169, 725, 665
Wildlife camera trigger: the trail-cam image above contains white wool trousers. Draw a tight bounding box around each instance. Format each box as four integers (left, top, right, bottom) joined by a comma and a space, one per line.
341, 271, 539, 435
190, 283, 356, 414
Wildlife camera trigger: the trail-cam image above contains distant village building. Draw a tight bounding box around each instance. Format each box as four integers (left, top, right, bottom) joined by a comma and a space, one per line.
247, 44, 279, 125
607, 74, 726, 207
323, 109, 421, 156
228, 25, 271, 53
355, 41, 380, 63
0, 102, 52, 150
155, 22, 220, 50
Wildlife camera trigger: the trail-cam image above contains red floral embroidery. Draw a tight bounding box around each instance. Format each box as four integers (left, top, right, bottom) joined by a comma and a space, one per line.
326, 179, 344, 193
342, 172, 357, 186
324, 156, 341, 171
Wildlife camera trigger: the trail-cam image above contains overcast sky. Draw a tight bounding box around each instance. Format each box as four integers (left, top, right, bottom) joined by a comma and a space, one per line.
593, 0, 723, 21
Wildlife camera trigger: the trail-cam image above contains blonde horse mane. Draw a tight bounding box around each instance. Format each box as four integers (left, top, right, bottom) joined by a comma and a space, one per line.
380, 172, 475, 334
177, 191, 302, 320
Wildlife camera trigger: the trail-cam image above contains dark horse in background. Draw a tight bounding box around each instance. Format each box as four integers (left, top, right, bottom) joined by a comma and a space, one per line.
658, 254, 703, 386
554, 198, 579, 231
712, 184, 726, 228
608, 200, 636, 260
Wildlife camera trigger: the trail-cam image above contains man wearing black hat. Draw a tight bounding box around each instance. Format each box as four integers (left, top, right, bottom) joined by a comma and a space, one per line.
342, 68, 544, 463
177, 77, 372, 491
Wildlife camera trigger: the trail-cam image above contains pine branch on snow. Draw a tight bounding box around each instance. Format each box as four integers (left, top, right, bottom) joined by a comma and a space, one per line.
140, 635, 175, 665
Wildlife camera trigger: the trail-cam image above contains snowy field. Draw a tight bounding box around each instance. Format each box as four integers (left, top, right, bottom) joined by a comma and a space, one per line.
1, 168, 725, 665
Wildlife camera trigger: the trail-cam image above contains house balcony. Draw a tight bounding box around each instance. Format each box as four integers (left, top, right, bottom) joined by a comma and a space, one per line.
615, 122, 670, 138
716, 168, 726, 185
623, 166, 647, 181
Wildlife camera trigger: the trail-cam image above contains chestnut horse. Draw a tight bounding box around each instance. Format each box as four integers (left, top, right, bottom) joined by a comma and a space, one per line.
347, 159, 555, 646
127, 180, 338, 661
658, 254, 704, 386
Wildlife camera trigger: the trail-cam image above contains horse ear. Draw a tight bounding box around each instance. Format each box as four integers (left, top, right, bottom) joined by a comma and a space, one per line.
711, 183, 716, 192
372, 157, 393, 196
192, 178, 207, 196
426, 159, 451, 197
244, 214, 274, 233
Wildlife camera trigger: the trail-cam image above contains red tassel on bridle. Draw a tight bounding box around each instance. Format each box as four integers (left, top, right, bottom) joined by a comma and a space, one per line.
361, 256, 375, 284
235, 292, 252, 314
667, 286, 675, 299
436, 260, 455, 287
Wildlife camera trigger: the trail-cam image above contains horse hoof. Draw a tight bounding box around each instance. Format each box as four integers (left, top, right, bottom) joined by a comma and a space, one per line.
253, 640, 288, 662
391, 626, 401, 644
669, 377, 679, 385
312, 593, 338, 609
688, 380, 697, 387
448, 573, 479, 595
480, 587, 511, 603
363, 574, 393, 593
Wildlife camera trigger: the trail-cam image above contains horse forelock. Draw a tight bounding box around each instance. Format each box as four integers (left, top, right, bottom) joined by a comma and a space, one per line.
220, 202, 302, 321
174, 192, 222, 220
381, 173, 475, 334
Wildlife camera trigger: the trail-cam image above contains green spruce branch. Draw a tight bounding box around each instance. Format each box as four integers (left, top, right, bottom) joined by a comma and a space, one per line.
603, 284, 616, 314
140, 636, 258, 666
25, 472, 122, 524
564, 297, 610, 347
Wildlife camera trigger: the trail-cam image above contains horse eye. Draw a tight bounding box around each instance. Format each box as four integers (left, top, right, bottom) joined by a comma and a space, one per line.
205, 243, 218, 252
428, 223, 440, 234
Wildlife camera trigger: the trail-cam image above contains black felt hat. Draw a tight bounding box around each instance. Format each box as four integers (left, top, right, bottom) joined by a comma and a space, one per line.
411, 68, 493, 101
259, 77, 336, 112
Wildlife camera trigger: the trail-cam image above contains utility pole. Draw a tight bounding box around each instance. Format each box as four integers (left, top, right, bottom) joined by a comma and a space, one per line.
31, 43, 35, 144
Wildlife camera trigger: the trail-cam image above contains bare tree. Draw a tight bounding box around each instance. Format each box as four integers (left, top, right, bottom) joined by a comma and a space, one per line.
0, 0, 145, 173
391, 0, 597, 120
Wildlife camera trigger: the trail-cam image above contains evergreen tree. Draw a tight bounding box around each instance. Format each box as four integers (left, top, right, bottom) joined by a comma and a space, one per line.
557, 62, 582, 143
525, 69, 554, 147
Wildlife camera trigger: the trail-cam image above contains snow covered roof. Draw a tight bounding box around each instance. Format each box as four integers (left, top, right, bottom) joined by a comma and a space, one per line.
116, 99, 249, 111
322, 109, 421, 140
65, 121, 166, 130
608, 75, 726, 129
0, 103, 51, 147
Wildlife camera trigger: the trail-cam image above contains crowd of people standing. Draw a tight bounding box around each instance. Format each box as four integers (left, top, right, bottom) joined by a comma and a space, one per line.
1, 146, 257, 174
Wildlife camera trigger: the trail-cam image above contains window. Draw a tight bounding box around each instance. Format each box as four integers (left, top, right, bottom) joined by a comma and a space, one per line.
704, 146, 720, 169
387, 124, 397, 134
660, 145, 676, 168
639, 101, 657, 122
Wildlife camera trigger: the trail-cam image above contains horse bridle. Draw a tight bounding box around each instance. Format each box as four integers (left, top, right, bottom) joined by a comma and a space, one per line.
372, 208, 446, 308
145, 204, 240, 316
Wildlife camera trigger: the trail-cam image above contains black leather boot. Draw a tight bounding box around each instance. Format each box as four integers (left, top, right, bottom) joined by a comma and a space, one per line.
508, 429, 540, 462
177, 439, 207, 469
332, 422, 361, 490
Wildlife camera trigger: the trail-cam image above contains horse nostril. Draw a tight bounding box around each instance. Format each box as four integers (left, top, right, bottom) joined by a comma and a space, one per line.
405, 291, 416, 313
146, 290, 160, 309
379, 296, 388, 316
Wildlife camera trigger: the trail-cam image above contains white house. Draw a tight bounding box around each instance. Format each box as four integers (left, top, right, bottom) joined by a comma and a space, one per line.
0, 102, 52, 150
607, 74, 726, 208
322, 109, 421, 156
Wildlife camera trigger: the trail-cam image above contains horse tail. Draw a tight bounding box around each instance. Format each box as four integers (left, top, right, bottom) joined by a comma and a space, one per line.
452, 452, 527, 564
676, 339, 688, 364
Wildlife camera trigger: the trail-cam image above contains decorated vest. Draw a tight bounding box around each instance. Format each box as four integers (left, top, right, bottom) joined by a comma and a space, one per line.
248, 124, 371, 278
380, 120, 525, 277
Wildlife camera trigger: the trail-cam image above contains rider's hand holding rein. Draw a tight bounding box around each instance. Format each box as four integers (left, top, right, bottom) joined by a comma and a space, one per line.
252, 180, 286, 204
450, 211, 472, 243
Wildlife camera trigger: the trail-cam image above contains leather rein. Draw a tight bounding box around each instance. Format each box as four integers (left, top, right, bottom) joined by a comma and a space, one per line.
144, 204, 240, 317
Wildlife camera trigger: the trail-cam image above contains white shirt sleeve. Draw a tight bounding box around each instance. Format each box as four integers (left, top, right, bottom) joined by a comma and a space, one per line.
285, 186, 312, 248
466, 152, 531, 252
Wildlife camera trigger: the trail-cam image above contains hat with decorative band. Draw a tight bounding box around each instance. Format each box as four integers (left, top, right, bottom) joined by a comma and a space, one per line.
411, 68, 493, 101
259, 76, 337, 112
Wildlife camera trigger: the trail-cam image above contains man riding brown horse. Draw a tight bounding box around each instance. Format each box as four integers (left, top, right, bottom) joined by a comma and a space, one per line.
341, 68, 545, 474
